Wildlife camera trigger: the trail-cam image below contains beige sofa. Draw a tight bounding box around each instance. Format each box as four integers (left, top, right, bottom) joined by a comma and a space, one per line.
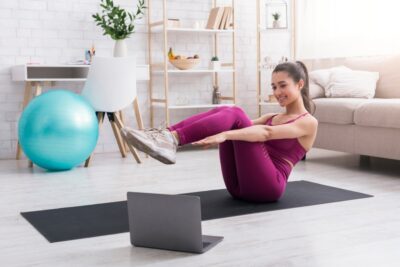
302, 55, 400, 161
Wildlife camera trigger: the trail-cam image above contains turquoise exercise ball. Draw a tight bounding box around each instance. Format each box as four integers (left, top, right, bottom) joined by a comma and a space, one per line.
18, 90, 99, 171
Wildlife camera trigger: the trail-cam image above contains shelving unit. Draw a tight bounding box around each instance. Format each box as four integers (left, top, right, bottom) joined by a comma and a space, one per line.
147, 0, 236, 126
256, 0, 295, 116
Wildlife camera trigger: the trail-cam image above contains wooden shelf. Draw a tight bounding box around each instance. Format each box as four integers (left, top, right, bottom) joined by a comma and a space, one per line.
168, 104, 235, 110
153, 68, 235, 74
259, 101, 279, 106
259, 28, 289, 32
150, 24, 234, 33
258, 67, 274, 72
168, 27, 234, 33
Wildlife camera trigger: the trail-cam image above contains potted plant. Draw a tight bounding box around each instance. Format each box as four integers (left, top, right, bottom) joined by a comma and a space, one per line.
92, 0, 146, 57
210, 56, 220, 70
272, 12, 281, 28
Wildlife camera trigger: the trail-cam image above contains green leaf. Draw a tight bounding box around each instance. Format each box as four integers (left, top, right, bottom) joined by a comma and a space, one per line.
93, 0, 145, 40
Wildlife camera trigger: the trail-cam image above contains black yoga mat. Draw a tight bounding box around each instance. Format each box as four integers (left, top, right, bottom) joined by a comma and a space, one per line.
21, 180, 372, 243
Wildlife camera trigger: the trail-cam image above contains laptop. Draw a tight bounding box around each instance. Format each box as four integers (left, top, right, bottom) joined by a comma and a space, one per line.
127, 192, 223, 254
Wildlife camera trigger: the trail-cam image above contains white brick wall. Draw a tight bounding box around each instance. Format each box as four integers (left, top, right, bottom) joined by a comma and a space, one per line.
0, 0, 292, 159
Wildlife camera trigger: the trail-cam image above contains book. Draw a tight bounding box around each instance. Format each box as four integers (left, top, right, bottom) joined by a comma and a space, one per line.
206, 7, 225, 29
218, 7, 229, 29
220, 7, 231, 29
223, 7, 232, 29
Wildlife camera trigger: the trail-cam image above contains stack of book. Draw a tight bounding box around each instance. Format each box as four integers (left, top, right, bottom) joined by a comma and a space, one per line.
206, 6, 233, 30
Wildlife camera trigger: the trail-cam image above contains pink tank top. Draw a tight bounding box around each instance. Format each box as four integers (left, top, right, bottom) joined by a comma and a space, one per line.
264, 112, 309, 179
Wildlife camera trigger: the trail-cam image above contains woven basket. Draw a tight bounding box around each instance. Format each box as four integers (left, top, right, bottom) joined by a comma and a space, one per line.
169, 58, 200, 70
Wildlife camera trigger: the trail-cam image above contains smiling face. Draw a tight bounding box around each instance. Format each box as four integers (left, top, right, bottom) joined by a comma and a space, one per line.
271, 71, 304, 106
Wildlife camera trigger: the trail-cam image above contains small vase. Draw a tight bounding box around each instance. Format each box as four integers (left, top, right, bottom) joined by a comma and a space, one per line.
272, 20, 281, 28
113, 39, 127, 57
210, 61, 221, 70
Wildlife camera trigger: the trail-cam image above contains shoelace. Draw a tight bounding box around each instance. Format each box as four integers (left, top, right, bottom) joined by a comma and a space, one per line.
143, 122, 169, 141
145, 128, 167, 141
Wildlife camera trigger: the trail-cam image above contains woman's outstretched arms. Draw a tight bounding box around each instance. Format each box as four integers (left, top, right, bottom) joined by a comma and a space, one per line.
192, 117, 317, 147
226, 117, 317, 141
191, 125, 268, 148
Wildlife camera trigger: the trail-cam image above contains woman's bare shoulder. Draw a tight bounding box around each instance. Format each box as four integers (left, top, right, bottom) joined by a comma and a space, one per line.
303, 114, 319, 133
252, 112, 279, 125
305, 113, 318, 125
263, 112, 279, 120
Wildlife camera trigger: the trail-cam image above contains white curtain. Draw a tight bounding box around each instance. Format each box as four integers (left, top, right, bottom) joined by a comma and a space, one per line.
295, 0, 400, 59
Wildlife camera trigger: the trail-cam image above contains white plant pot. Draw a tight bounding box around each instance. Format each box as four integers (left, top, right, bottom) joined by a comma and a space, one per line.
211, 61, 221, 70
113, 39, 128, 57
272, 20, 281, 28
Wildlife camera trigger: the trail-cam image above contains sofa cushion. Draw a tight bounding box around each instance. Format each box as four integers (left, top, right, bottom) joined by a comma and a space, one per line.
354, 98, 400, 129
313, 98, 371, 124
345, 54, 400, 98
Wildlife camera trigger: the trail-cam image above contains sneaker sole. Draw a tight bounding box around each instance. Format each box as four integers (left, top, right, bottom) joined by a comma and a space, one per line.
121, 131, 175, 165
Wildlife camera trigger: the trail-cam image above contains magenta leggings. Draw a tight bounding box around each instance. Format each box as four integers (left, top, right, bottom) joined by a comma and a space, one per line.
168, 106, 286, 202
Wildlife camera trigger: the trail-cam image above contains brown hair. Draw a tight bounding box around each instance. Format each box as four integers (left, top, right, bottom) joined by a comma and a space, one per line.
272, 61, 316, 114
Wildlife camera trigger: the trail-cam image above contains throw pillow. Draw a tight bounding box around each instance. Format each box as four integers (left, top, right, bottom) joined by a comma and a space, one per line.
325, 69, 379, 98
309, 66, 351, 88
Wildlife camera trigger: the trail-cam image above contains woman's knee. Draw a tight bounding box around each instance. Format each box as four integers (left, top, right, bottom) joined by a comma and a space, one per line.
213, 106, 231, 113
220, 106, 245, 117
229, 106, 245, 115
225, 106, 251, 127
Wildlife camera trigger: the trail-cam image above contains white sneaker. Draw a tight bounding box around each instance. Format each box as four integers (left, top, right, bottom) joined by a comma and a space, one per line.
121, 127, 178, 164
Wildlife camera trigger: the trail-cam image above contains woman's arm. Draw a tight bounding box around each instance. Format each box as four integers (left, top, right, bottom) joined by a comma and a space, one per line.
227, 118, 317, 141
224, 125, 269, 142
192, 117, 317, 147
192, 125, 268, 147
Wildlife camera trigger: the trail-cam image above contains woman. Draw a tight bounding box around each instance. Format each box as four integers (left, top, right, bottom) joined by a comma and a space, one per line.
122, 61, 318, 202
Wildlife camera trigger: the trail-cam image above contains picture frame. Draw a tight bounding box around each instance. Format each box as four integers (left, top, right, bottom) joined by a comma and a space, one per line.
265, 1, 288, 29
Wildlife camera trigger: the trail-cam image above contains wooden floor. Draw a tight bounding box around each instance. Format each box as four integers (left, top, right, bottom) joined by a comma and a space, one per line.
1, 148, 400, 267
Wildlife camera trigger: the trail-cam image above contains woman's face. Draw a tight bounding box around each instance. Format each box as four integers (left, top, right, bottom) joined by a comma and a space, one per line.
271, 71, 304, 106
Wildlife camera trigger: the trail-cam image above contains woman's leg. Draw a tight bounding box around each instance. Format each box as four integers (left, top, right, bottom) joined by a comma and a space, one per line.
121, 106, 245, 164
218, 140, 241, 198
232, 141, 286, 202
167, 106, 230, 132
218, 119, 286, 202
170, 106, 251, 145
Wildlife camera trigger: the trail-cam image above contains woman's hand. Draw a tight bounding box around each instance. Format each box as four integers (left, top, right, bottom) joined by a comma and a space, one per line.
192, 133, 227, 149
